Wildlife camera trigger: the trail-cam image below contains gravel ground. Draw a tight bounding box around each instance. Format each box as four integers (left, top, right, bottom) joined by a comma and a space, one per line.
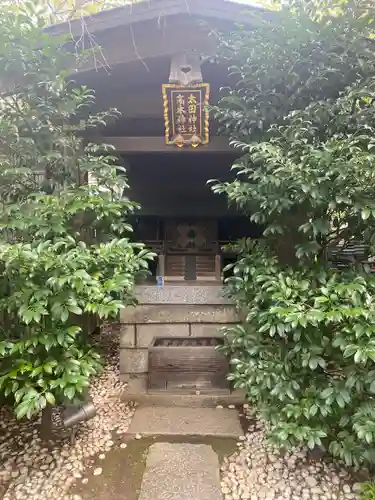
0, 324, 369, 500
0, 323, 135, 500
220, 406, 363, 500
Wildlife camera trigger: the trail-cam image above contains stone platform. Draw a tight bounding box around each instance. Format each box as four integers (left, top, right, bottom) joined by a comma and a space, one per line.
138, 443, 222, 500
128, 406, 243, 438
120, 284, 239, 393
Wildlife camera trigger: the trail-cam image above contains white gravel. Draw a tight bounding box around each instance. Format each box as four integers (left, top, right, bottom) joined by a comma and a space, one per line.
1, 325, 367, 500
220, 407, 362, 500
0, 323, 134, 500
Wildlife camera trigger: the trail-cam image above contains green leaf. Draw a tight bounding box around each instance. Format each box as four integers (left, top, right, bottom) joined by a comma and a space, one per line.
64, 386, 75, 400
68, 305, 83, 315
15, 402, 31, 420
60, 309, 69, 323
321, 388, 334, 399
45, 392, 55, 405
309, 357, 318, 370
362, 208, 371, 220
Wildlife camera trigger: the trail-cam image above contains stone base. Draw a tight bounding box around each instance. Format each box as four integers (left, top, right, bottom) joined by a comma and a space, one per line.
119, 285, 239, 395
120, 348, 148, 373
121, 373, 147, 393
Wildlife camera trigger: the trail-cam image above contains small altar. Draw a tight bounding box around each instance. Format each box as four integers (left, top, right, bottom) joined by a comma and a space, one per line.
119, 284, 239, 394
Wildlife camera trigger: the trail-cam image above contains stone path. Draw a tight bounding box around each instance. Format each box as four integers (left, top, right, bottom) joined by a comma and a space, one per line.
138, 443, 222, 500
131, 406, 243, 500
128, 406, 243, 438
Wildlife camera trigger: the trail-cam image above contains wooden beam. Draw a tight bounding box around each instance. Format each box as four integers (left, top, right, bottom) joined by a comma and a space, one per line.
95, 136, 237, 154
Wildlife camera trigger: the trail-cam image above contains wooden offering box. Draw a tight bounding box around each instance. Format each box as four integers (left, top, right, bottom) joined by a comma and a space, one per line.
148, 336, 229, 392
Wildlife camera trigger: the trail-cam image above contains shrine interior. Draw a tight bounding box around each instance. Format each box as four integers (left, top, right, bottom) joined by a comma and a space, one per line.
125, 153, 262, 282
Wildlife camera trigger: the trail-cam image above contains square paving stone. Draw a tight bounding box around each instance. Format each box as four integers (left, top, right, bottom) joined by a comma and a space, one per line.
138, 443, 222, 500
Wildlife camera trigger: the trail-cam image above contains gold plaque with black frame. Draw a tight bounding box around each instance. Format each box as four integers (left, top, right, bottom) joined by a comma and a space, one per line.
162, 83, 210, 148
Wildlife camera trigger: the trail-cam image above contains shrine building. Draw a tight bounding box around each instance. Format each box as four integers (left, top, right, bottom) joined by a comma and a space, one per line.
48, 0, 265, 398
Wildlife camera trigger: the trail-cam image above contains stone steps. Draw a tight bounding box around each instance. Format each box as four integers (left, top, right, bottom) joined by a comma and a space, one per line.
134, 284, 230, 305
128, 406, 244, 438
121, 387, 246, 407
129, 404, 243, 500
119, 303, 238, 324
138, 443, 223, 500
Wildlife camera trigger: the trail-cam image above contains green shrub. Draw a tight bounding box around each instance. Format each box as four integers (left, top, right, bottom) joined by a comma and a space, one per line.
0, 2, 154, 419
213, 0, 375, 466
223, 239, 375, 466
361, 483, 375, 500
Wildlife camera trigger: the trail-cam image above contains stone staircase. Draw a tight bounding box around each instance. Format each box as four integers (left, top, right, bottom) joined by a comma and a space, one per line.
119, 287, 245, 499
129, 406, 244, 500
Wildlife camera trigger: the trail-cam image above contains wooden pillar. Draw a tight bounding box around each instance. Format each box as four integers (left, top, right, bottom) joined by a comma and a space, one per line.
215, 254, 222, 282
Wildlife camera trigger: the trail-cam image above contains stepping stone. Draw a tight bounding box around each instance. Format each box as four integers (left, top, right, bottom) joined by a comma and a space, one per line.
128, 406, 243, 437
139, 443, 222, 500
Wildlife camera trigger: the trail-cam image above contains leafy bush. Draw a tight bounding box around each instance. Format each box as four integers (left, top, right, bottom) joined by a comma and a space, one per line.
223, 240, 375, 466
0, 2, 154, 419
361, 483, 375, 500
213, 0, 375, 466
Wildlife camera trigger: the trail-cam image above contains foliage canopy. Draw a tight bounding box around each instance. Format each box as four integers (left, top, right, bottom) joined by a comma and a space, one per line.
7, 0, 137, 24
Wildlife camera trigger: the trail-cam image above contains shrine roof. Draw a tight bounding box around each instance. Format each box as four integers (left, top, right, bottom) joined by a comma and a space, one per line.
45, 0, 266, 37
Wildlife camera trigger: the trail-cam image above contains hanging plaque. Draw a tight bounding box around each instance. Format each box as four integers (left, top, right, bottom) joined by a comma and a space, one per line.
162, 83, 210, 148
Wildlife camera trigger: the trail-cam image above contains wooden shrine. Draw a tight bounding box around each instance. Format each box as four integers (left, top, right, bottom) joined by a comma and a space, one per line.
43, 0, 270, 394
45, 0, 265, 284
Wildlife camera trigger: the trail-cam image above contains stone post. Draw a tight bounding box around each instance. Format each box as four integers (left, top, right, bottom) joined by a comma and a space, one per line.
215, 254, 222, 282
157, 254, 165, 278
